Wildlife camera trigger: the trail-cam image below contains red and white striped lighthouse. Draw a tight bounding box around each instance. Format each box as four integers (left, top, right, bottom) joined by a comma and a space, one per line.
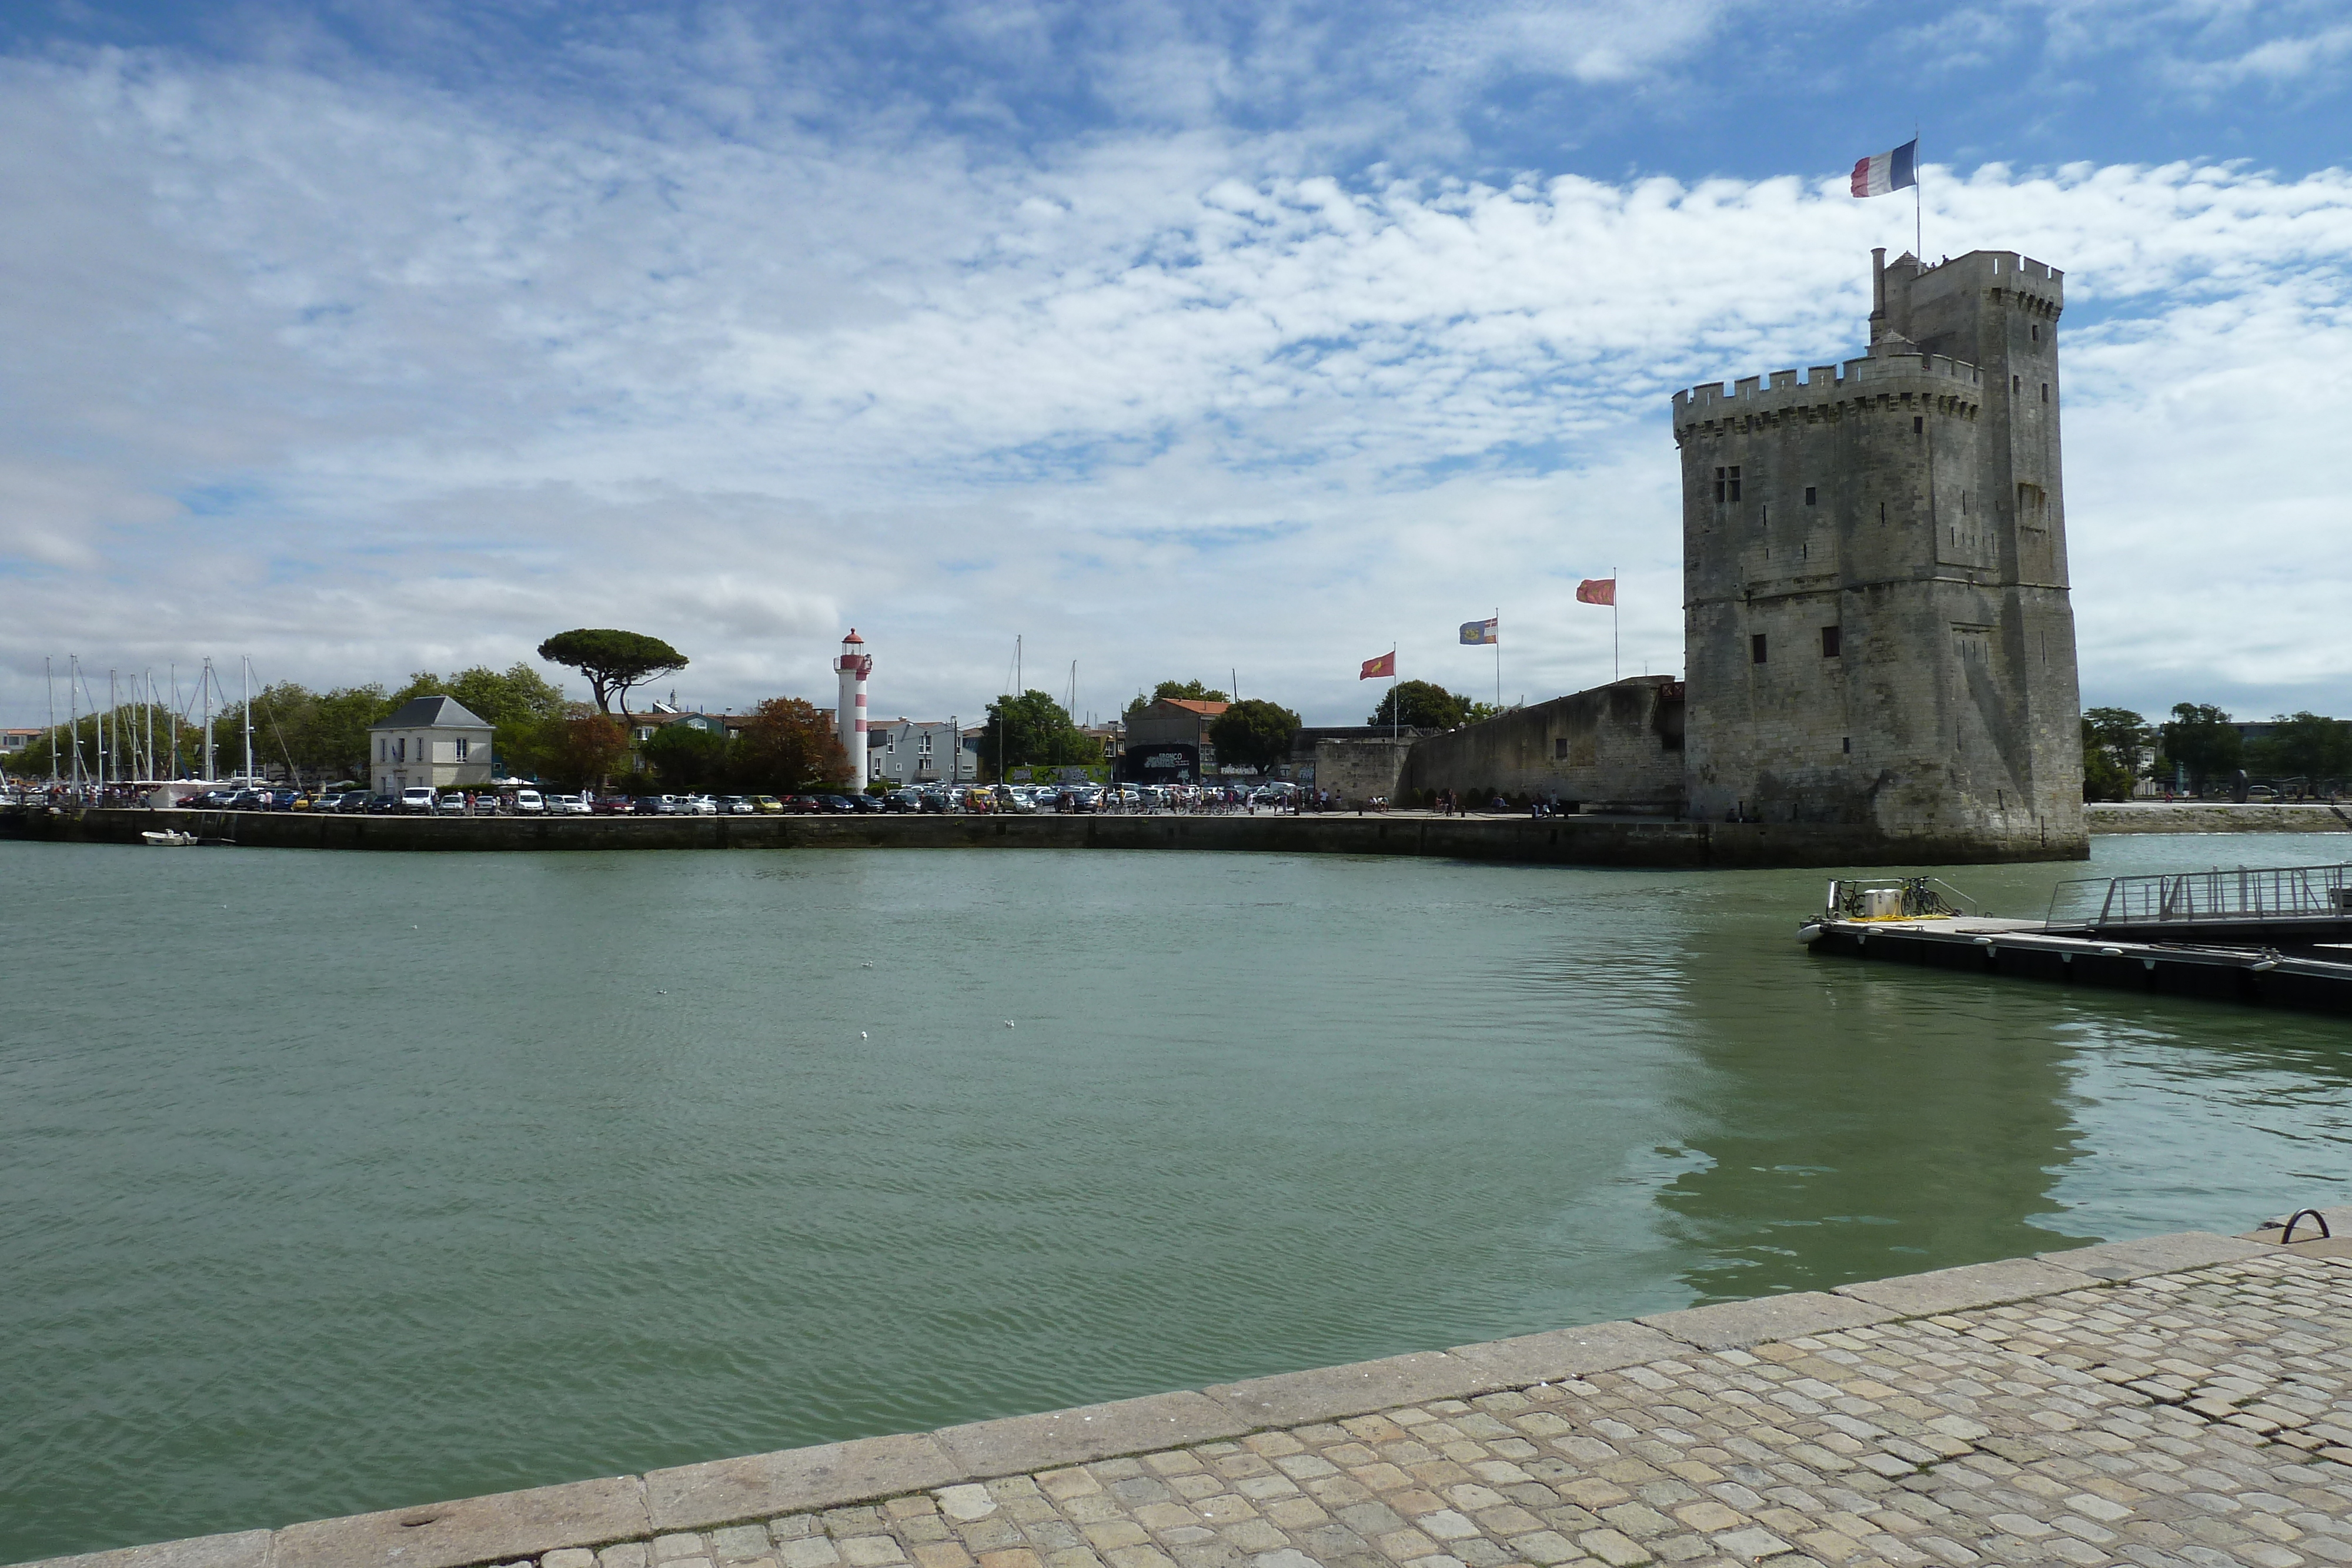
834, 630, 871, 784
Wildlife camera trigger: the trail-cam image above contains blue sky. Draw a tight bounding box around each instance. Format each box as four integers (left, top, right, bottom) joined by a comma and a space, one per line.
4, 0, 2350, 730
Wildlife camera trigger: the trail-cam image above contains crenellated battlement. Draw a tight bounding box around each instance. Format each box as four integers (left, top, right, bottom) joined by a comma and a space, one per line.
1672, 352, 1982, 434
1913, 250, 2063, 316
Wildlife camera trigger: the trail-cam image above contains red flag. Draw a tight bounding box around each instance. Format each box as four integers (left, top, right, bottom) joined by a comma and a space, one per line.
1576, 578, 1616, 606
1359, 650, 1395, 680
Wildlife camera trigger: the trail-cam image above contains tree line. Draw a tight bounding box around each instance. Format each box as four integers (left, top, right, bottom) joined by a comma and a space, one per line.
2083, 704, 2352, 800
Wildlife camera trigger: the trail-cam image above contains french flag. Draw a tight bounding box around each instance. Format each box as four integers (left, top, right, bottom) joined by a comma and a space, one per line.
1850, 139, 1917, 198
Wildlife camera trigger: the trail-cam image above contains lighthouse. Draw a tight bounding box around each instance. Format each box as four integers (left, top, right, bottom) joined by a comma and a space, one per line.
834, 630, 872, 785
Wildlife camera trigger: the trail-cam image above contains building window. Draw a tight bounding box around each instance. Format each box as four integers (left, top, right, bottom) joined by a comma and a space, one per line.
2041, 382, 2049, 402
919, 733, 933, 754
1842, 736, 1851, 753
1820, 626, 1841, 658
379, 739, 387, 761
1713, 465, 1741, 502
395, 738, 406, 761
1554, 737, 1567, 760
455, 736, 469, 760
1750, 633, 1768, 665
2013, 375, 2021, 393
1912, 415, 1923, 433
2031, 323, 2040, 343
1804, 486, 1816, 506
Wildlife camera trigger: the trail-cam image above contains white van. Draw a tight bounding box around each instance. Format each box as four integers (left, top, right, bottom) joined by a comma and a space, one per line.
513, 789, 544, 814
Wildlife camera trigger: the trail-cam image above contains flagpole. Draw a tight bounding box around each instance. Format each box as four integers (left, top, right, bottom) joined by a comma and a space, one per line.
1493, 607, 1501, 711
1915, 124, 1923, 260
1612, 569, 1620, 682
1391, 645, 1398, 739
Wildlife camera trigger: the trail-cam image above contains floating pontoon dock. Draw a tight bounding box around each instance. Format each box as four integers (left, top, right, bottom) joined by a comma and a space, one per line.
1800, 862, 2352, 1015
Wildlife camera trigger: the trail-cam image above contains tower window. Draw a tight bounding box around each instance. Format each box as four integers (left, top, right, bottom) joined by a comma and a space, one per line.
1750, 633, 1768, 665
1804, 486, 1817, 506
2031, 323, 2040, 342
2041, 382, 2049, 402
2013, 375, 2021, 393
1554, 738, 1567, 760
1842, 736, 1851, 754
1820, 626, 1841, 658
1912, 415, 1923, 433
1711, 465, 1741, 502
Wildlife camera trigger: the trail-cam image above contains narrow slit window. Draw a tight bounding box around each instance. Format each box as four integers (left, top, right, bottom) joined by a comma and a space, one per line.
1714, 466, 1725, 502
1728, 465, 1742, 501
1750, 633, 1768, 665
1842, 736, 1851, 753
2013, 375, 2021, 393
1804, 486, 1817, 506
1912, 415, 1923, 433
2041, 382, 2049, 402
1820, 626, 1841, 658
1553, 738, 1566, 760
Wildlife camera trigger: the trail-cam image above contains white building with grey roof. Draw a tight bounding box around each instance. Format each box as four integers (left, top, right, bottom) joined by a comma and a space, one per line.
369, 695, 495, 795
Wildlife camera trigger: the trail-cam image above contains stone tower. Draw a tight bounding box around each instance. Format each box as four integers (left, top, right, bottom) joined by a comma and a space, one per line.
1670, 249, 2086, 861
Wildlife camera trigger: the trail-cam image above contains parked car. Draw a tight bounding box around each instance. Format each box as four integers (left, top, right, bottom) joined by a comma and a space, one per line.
682, 795, 717, 815
750, 795, 784, 813
548, 794, 592, 815
850, 793, 885, 813
397, 786, 437, 814
712, 795, 750, 814
881, 790, 920, 813
513, 789, 544, 814
591, 795, 634, 814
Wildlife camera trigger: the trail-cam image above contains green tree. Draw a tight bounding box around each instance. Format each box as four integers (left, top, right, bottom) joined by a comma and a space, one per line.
2083, 707, 2149, 762
2081, 720, 2135, 802
640, 722, 733, 792
981, 690, 1097, 781
1126, 679, 1229, 714
2079, 706, 2148, 802
734, 697, 852, 791
535, 629, 687, 715
2250, 712, 2352, 785
2157, 703, 2240, 793
1367, 680, 1473, 731
1208, 698, 1301, 774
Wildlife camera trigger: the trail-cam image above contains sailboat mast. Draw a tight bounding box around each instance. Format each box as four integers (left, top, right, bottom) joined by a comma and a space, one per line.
202, 657, 215, 782
45, 657, 58, 787
242, 657, 254, 783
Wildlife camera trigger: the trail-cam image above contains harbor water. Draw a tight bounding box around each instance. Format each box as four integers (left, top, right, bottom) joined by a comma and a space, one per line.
3, 834, 2347, 1562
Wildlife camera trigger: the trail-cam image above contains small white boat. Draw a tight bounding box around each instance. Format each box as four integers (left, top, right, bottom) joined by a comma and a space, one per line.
141, 830, 198, 847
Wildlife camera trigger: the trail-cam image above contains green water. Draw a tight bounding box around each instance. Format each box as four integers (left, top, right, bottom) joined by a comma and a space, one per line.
3, 835, 2347, 1561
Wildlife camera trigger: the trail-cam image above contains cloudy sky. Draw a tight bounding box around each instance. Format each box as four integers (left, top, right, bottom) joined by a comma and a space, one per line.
4, 0, 2349, 732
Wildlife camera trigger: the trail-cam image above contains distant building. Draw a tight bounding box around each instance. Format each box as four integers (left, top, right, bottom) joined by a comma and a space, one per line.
1121, 698, 1228, 783
368, 696, 495, 795
869, 718, 967, 787
627, 705, 729, 745
2, 728, 37, 758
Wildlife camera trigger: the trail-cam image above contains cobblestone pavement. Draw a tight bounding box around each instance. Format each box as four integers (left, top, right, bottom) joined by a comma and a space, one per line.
566, 1253, 2351, 1568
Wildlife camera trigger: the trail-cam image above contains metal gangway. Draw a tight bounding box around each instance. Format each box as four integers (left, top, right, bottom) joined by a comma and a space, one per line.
2047, 861, 2352, 945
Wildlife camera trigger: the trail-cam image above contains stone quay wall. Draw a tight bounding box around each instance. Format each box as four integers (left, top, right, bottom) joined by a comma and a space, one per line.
2083, 803, 2352, 835
3, 807, 2094, 869
20, 1216, 2350, 1568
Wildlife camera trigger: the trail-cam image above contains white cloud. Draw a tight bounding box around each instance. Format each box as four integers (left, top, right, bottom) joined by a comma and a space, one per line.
0, 38, 2346, 734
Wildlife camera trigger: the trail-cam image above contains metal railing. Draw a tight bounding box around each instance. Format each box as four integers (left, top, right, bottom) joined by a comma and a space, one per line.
2048, 862, 2352, 928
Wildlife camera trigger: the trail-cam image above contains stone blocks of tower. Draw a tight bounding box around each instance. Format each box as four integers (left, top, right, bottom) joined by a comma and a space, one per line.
1670, 249, 2086, 862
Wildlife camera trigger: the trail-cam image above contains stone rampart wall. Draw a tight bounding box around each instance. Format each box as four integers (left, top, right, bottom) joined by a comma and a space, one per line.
1395, 678, 1682, 809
